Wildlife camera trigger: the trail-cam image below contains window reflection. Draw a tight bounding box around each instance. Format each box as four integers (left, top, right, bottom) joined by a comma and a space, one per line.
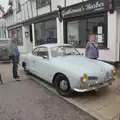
35, 19, 57, 46
67, 16, 105, 48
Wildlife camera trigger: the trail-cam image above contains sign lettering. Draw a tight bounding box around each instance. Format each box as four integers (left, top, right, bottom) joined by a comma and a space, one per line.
62, 1, 105, 17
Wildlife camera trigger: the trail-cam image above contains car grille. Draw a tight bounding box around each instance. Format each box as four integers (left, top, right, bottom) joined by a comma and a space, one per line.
88, 82, 104, 88
88, 76, 98, 80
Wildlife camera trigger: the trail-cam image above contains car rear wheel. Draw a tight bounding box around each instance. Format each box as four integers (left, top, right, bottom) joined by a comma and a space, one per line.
55, 74, 73, 97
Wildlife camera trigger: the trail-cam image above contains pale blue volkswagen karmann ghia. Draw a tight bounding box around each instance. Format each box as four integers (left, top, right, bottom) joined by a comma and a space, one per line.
20, 44, 116, 97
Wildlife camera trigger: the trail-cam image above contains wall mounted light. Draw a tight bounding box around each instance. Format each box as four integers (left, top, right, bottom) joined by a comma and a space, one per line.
25, 32, 29, 37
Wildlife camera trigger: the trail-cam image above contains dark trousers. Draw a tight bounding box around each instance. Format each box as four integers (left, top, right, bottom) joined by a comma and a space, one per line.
11, 55, 18, 78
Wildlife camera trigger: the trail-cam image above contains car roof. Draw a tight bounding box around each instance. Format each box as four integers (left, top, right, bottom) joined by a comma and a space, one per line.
37, 44, 72, 48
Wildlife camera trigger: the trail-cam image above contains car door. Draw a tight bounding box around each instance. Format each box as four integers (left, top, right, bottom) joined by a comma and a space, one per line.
35, 47, 51, 81
30, 47, 40, 75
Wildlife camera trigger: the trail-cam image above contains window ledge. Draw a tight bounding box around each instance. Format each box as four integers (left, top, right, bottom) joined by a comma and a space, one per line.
99, 48, 109, 50
76, 47, 109, 50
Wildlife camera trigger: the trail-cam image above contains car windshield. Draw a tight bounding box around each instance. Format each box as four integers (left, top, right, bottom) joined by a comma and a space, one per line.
51, 46, 80, 57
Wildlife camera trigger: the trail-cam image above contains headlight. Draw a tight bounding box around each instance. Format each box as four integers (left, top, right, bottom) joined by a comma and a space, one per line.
81, 74, 88, 83
112, 68, 116, 75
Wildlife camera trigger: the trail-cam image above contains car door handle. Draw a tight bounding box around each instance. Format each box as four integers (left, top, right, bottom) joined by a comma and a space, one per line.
32, 61, 36, 62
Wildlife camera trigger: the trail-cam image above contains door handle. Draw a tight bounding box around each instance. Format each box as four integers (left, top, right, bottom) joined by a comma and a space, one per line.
32, 61, 36, 62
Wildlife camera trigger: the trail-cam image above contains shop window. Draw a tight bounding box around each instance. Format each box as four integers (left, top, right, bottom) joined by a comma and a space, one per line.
67, 16, 106, 48
16, 27, 23, 46
36, 0, 50, 8
16, 0, 21, 13
35, 19, 57, 46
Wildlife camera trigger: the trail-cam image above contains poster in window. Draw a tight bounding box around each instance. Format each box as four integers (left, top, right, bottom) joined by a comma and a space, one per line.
97, 35, 103, 43
98, 26, 102, 34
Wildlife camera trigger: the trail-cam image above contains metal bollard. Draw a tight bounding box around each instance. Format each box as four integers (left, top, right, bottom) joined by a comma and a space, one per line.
0, 73, 3, 84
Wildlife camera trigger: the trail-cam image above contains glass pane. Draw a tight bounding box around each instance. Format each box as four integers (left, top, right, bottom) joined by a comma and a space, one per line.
87, 17, 104, 47
67, 21, 79, 47
38, 47, 48, 57
51, 46, 80, 57
67, 20, 87, 47
35, 19, 57, 46
79, 20, 87, 47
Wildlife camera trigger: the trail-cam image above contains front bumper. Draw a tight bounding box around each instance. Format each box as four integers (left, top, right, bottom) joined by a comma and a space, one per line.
74, 77, 115, 93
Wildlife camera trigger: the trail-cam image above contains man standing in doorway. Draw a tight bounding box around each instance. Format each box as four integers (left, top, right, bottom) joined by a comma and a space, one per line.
7, 31, 20, 79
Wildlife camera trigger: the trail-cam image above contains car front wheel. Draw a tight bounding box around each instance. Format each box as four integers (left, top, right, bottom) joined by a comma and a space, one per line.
22, 62, 29, 74
55, 74, 73, 97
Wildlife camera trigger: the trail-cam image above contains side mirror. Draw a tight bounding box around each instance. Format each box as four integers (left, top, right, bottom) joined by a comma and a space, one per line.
43, 55, 48, 59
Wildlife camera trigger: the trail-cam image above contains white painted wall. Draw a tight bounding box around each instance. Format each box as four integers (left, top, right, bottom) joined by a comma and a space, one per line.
27, 1, 33, 19
12, 0, 17, 10
13, 10, 17, 24
117, 10, 120, 61
21, 5, 25, 22
37, 6, 50, 16
24, 3, 29, 20
32, 23, 35, 49
57, 18, 64, 44
22, 26, 33, 53
51, 0, 65, 11
66, 0, 88, 6
106, 12, 117, 62
20, 0, 28, 5
31, 0, 37, 17
16, 12, 22, 23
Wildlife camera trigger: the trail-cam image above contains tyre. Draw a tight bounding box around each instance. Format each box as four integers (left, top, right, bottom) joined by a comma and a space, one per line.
22, 62, 29, 73
55, 74, 73, 97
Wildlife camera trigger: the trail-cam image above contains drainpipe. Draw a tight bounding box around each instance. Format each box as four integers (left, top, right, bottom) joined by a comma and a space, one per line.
64, 0, 66, 7
32, 23, 35, 49
50, 0, 52, 12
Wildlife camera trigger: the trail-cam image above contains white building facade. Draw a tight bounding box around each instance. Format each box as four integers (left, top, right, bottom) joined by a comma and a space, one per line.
4, 0, 120, 64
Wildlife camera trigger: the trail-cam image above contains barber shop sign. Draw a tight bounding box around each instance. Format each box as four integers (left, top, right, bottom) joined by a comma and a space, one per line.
62, 0, 106, 17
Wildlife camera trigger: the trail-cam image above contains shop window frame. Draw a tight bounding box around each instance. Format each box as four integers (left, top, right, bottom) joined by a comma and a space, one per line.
64, 12, 108, 49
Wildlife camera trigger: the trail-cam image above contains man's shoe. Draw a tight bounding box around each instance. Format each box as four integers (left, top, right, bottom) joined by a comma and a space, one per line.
13, 76, 21, 81
16, 76, 20, 78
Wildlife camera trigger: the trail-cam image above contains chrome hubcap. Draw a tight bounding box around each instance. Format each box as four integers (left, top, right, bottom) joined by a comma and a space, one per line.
60, 80, 68, 91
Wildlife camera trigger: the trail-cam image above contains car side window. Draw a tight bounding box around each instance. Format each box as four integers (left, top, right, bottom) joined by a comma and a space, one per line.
38, 47, 49, 58
32, 48, 39, 56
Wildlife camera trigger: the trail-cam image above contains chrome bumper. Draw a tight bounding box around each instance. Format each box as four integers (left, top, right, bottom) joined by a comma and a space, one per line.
74, 77, 114, 93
